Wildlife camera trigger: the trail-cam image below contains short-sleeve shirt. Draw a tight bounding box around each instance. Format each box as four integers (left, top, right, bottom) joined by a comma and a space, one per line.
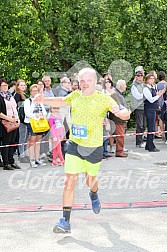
64, 90, 117, 147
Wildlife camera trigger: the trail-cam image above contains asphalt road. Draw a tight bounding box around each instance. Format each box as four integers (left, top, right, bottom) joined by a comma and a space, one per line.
0, 135, 167, 252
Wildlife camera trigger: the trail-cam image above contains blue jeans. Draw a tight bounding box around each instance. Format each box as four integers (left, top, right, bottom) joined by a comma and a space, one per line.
144, 108, 156, 150
103, 139, 109, 157
19, 123, 28, 157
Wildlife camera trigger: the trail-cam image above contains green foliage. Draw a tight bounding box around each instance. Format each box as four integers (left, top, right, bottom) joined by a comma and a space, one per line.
0, 0, 167, 84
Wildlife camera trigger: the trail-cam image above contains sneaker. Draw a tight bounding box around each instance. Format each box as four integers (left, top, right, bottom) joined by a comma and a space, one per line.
48, 157, 53, 163
89, 192, 101, 214
52, 161, 59, 166
53, 218, 71, 233
35, 159, 47, 166
136, 142, 146, 148
143, 136, 147, 141
165, 141, 167, 145
59, 161, 65, 166
109, 147, 115, 153
30, 160, 37, 168
123, 147, 128, 152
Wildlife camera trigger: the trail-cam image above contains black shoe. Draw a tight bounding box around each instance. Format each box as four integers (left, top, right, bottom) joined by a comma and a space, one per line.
0, 161, 4, 167
102, 154, 113, 159
10, 163, 21, 169
48, 157, 53, 162
3, 165, 15, 170
148, 148, 160, 152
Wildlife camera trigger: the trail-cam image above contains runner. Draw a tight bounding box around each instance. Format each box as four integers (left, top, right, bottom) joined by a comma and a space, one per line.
35, 68, 130, 233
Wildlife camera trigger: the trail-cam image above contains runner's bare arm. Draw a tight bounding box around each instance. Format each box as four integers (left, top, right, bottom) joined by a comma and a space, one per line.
43, 97, 68, 107
34, 94, 68, 108
111, 105, 131, 120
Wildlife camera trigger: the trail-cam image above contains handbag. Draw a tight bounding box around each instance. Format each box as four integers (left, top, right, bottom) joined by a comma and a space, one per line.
30, 117, 50, 133
1, 120, 20, 133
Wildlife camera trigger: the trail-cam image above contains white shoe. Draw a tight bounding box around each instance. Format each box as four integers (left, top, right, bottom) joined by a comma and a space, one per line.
140, 142, 146, 148
109, 147, 115, 153
165, 141, 167, 145
123, 147, 128, 152
30, 160, 37, 168
36, 159, 47, 166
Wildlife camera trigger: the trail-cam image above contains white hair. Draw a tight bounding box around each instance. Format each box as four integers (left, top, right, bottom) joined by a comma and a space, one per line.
78, 68, 97, 82
116, 79, 126, 88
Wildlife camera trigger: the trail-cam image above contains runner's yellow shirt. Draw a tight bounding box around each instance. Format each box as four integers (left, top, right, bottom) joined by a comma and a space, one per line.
64, 90, 117, 147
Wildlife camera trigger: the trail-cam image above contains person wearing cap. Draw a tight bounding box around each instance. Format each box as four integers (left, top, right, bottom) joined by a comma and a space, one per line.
135, 66, 144, 76
131, 68, 146, 148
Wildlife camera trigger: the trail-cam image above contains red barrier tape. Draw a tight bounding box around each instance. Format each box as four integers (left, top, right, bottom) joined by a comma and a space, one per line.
0, 130, 166, 148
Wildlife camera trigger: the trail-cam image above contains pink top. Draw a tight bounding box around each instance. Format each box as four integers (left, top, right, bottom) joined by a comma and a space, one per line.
4, 97, 19, 120
49, 115, 64, 139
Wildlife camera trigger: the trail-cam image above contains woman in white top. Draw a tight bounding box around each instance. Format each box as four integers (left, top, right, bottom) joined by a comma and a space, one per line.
24, 84, 47, 168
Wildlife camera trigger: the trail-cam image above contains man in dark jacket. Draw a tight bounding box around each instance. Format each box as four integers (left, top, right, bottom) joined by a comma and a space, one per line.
110, 80, 129, 157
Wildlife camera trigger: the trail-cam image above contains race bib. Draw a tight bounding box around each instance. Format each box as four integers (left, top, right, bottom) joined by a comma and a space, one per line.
71, 124, 87, 139
54, 119, 62, 128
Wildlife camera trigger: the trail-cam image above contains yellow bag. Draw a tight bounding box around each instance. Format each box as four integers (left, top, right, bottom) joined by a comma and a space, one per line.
30, 117, 50, 133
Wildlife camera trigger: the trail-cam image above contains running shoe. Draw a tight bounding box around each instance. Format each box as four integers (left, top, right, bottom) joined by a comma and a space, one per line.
30, 160, 37, 168
35, 159, 47, 166
53, 218, 71, 233
89, 192, 101, 214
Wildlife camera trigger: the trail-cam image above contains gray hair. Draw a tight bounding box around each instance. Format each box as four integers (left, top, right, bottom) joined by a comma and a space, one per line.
116, 79, 126, 88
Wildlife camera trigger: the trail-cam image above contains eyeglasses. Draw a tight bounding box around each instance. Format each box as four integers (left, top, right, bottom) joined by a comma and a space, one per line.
136, 75, 143, 77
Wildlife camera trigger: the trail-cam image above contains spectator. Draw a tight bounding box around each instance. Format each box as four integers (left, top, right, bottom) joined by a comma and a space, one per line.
143, 74, 164, 152
110, 80, 129, 157
0, 78, 21, 170
42, 76, 55, 99
102, 79, 115, 152
71, 79, 79, 92
37, 79, 45, 92
57, 77, 71, 97
49, 107, 65, 166
156, 71, 167, 140
102, 79, 114, 95
14, 79, 29, 163
8, 80, 16, 96
103, 116, 112, 158
24, 84, 47, 167
131, 69, 146, 148
41, 76, 54, 158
